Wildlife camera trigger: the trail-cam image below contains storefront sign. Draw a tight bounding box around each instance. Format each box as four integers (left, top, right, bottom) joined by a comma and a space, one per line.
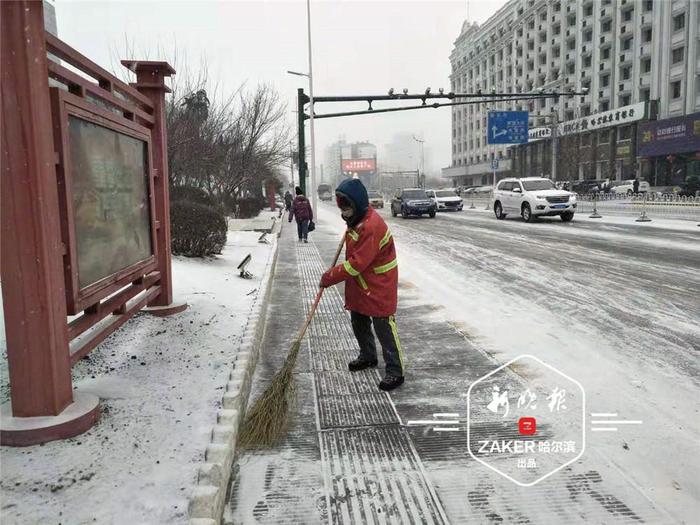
638, 112, 700, 157
557, 102, 646, 137
525, 103, 647, 143
528, 127, 551, 142
341, 158, 376, 172
616, 144, 631, 157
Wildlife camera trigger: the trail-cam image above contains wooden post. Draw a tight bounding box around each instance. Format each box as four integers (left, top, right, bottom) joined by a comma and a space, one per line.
1, 0, 99, 445
121, 61, 182, 313
1, 0, 73, 416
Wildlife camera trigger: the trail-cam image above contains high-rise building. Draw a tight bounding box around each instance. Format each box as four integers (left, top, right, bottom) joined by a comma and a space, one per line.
443, 0, 700, 189
324, 139, 378, 189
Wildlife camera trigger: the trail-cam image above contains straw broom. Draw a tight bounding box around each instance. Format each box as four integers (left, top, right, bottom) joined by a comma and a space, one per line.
239, 233, 346, 448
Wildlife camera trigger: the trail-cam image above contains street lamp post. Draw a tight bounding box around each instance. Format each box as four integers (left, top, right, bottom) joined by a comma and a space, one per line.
412, 135, 425, 188
305, 0, 318, 218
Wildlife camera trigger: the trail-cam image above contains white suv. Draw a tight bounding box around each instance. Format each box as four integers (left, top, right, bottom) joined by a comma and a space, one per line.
426, 189, 464, 211
612, 179, 650, 195
492, 177, 577, 222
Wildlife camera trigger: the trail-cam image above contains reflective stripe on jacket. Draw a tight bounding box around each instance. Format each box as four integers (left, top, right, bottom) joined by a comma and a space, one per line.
324, 207, 398, 317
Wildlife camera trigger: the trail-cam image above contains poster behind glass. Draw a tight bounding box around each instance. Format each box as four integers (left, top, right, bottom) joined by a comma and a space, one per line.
68, 116, 152, 290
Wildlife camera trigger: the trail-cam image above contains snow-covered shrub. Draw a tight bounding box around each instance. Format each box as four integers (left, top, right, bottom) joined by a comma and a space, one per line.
170, 200, 227, 257
170, 185, 216, 207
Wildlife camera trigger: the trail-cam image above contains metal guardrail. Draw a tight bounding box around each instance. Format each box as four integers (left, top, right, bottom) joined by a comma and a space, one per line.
576, 193, 700, 221
460, 192, 700, 221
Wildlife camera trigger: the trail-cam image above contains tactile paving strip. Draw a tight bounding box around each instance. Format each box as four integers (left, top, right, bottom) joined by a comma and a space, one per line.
296, 240, 448, 524
321, 426, 448, 525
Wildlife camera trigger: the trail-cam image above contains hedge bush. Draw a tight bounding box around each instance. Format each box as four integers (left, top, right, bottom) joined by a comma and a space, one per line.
236, 197, 263, 219
170, 185, 216, 207
170, 200, 227, 257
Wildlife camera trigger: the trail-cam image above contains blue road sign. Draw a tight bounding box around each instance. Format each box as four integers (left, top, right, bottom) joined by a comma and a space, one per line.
491, 158, 499, 170
487, 111, 529, 144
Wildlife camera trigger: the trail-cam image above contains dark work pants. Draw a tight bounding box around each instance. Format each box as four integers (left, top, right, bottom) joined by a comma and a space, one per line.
296, 219, 309, 240
350, 311, 404, 378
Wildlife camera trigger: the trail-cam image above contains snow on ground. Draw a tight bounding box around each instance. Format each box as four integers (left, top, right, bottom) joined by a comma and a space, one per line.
0, 226, 275, 525
316, 203, 699, 522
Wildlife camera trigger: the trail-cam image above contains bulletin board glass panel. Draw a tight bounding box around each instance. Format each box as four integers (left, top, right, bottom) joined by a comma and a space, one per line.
68, 116, 153, 290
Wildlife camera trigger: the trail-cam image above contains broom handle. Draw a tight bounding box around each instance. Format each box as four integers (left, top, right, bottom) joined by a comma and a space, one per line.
294, 233, 347, 343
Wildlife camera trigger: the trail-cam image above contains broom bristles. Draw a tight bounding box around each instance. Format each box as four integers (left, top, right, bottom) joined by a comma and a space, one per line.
238, 341, 302, 448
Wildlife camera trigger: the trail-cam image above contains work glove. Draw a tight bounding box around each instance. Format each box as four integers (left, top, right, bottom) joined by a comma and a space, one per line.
320, 270, 333, 289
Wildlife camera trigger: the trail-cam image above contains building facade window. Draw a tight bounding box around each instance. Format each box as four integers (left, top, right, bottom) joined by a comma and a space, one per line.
641, 57, 651, 73
672, 47, 684, 64
673, 13, 685, 31
618, 126, 631, 141
671, 80, 681, 99
642, 28, 652, 43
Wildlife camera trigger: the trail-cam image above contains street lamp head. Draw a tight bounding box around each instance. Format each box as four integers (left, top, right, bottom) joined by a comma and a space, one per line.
438, 87, 444, 94
287, 70, 308, 78
425, 87, 431, 95
402, 88, 408, 95
388, 88, 395, 96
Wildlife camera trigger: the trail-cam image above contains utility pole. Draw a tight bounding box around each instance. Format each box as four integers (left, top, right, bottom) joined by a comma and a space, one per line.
305, 0, 318, 218
412, 135, 425, 188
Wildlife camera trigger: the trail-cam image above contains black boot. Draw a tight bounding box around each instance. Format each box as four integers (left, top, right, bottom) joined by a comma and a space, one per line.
378, 375, 404, 391
348, 357, 378, 372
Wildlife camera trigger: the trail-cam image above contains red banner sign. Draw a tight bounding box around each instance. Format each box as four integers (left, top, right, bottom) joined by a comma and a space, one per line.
342, 158, 375, 172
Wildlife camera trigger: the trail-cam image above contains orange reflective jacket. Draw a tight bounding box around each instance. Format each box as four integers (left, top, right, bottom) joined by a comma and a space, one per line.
323, 207, 398, 317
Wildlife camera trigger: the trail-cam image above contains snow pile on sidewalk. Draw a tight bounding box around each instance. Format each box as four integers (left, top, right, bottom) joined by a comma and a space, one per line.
0, 229, 275, 524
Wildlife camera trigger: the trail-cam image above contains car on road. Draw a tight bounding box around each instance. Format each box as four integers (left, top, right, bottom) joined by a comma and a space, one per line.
368, 191, 384, 208
491, 177, 577, 222
317, 183, 333, 201
391, 188, 436, 218
426, 189, 463, 211
612, 179, 651, 195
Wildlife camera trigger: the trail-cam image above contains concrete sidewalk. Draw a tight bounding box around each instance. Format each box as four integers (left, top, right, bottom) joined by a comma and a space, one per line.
226, 218, 670, 524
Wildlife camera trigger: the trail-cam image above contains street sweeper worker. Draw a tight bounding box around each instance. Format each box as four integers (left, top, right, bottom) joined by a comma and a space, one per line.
320, 178, 405, 391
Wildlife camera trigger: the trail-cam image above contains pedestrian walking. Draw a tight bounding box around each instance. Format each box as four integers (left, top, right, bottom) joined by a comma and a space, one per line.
320, 179, 404, 391
289, 186, 313, 243
633, 177, 640, 194
284, 190, 293, 211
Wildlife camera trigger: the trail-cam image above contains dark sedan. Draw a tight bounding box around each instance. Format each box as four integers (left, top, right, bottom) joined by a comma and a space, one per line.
390, 188, 436, 218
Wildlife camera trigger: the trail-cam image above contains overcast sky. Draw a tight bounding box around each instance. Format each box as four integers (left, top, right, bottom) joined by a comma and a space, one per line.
55, 0, 508, 175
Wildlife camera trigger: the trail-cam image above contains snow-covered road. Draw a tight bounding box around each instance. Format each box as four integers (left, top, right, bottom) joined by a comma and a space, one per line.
384, 205, 700, 520
369, 205, 699, 522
